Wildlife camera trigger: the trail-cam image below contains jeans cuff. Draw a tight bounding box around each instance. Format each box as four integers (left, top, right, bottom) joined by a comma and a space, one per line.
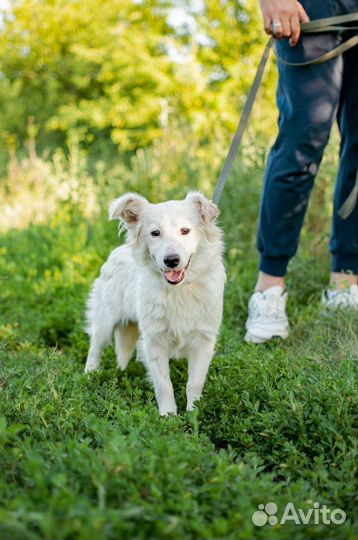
259, 256, 289, 277
332, 254, 358, 275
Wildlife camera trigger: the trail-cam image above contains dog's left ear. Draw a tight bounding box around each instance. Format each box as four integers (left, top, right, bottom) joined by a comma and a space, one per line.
109, 193, 148, 226
186, 191, 220, 223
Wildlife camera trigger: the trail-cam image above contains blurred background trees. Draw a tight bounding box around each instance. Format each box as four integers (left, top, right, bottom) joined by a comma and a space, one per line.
0, 0, 337, 235
0, 0, 276, 159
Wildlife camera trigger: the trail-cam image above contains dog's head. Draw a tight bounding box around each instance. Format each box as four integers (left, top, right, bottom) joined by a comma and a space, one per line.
109, 191, 220, 286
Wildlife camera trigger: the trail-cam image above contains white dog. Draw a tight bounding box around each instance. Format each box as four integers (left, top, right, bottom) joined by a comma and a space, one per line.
85, 191, 226, 415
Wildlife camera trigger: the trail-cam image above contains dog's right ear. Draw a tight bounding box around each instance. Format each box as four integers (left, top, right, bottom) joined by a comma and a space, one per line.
109, 193, 148, 227
186, 191, 219, 224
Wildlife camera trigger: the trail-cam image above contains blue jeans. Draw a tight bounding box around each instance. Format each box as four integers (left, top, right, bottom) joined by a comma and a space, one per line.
257, 0, 358, 276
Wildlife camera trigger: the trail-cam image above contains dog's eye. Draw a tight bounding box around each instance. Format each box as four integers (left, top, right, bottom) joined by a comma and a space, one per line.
151, 230, 161, 237
181, 228, 190, 235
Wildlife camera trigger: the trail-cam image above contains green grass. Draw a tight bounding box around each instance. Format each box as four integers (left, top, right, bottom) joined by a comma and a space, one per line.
0, 161, 357, 540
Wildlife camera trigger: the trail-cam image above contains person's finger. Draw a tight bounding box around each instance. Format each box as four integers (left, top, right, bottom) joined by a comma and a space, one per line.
289, 13, 300, 46
297, 2, 310, 23
271, 15, 283, 39
281, 14, 291, 38
263, 12, 273, 34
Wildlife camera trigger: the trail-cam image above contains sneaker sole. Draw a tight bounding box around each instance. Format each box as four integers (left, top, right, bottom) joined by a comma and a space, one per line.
244, 330, 289, 344
322, 301, 358, 310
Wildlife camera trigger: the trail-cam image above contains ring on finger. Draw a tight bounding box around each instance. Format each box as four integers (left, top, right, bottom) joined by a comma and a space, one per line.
272, 21, 282, 32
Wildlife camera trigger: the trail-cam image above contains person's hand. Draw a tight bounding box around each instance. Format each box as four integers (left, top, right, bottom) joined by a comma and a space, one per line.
259, 0, 310, 46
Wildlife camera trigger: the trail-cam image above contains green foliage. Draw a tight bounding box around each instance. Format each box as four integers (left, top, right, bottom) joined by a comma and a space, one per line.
0, 0, 276, 159
0, 146, 356, 539
0, 0, 176, 151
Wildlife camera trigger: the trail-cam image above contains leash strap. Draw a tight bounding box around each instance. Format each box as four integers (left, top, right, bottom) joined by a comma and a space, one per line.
275, 34, 358, 66
212, 12, 358, 218
301, 12, 358, 31
212, 37, 273, 205
338, 169, 358, 219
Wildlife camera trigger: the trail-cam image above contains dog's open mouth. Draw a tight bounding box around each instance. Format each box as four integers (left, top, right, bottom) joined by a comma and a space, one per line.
164, 269, 186, 285
163, 256, 192, 286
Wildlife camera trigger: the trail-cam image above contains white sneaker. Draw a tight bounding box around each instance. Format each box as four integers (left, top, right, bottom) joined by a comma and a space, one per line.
322, 284, 358, 310
245, 285, 289, 344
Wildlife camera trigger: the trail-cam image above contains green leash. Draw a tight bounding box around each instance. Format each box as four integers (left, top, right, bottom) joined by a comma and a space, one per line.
212, 12, 358, 219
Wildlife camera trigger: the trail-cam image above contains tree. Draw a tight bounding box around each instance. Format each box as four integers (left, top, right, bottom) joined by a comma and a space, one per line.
0, 0, 277, 154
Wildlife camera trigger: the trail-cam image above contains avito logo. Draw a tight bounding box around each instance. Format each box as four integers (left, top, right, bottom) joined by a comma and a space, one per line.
252, 501, 346, 527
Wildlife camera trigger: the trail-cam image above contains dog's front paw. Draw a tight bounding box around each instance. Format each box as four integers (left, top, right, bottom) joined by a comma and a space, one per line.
160, 409, 177, 417
159, 403, 177, 416
84, 363, 98, 374
186, 398, 202, 412
186, 394, 201, 412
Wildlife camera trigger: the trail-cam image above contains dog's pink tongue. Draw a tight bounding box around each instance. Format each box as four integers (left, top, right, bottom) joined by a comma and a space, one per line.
164, 270, 183, 283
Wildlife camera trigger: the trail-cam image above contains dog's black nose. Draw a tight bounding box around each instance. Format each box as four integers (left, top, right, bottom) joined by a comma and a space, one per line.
164, 254, 180, 268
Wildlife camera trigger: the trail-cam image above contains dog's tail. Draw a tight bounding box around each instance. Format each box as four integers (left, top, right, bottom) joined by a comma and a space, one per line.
114, 323, 139, 370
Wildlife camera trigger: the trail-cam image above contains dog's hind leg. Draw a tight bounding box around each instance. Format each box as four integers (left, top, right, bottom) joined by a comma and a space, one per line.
114, 323, 139, 370
85, 339, 105, 373
85, 326, 113, 373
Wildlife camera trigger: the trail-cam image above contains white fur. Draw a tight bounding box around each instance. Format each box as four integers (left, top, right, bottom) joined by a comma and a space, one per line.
85, 191, 226, 415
